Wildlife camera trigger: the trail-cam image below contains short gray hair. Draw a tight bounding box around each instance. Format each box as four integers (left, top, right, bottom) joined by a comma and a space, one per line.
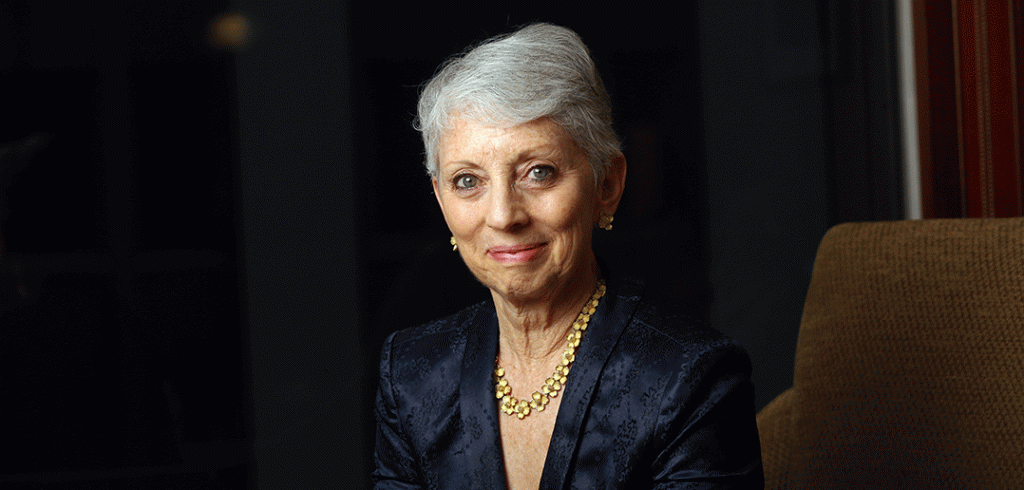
415, 23, 621, 181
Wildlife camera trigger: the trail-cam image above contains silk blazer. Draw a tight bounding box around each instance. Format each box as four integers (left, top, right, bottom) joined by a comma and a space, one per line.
373, 277, 763, 489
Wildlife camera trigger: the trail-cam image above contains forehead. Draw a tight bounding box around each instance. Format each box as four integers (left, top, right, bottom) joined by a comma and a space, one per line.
438, 117, 578, 167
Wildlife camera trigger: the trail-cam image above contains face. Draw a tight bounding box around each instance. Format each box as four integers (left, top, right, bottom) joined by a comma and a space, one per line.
433, 117, 622, 304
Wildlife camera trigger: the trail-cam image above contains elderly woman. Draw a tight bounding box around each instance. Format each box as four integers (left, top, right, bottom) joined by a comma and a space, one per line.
373, 23, 763, 489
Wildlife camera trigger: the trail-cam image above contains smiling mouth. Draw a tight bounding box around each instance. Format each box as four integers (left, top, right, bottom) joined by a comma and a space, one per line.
487, 243, 545, 264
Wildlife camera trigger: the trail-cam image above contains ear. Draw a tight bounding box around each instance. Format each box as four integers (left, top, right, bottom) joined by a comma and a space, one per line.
432, 177, 444, 210
432, 177, 451, 227
597, 153, 627, 218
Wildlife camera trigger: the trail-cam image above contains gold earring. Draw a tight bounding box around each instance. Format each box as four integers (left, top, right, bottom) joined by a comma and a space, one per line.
598, 214, 614, 231
450, 236, 458, 251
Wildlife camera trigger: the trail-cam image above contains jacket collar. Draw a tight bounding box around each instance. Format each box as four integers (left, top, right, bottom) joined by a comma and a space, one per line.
457, 277, 645, 490
541, 277, 643, 489
458, 303, 507, 488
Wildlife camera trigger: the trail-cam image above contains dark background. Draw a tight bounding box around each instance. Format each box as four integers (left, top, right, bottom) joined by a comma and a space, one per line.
1, 1, 902, 488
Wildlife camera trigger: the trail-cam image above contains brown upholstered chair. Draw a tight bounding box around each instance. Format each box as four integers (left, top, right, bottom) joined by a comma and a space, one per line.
757, 218, 1024, 489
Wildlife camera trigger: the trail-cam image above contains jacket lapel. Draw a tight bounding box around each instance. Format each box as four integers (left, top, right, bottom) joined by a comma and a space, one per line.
456, 304, 507, 489
539, 278, 644, 490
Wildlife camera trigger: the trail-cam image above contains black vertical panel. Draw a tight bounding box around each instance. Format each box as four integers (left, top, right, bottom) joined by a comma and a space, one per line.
822, 0, 905, 223
2, 1, 246, 487
234, 2, 363, 488
699, 0, 833, 410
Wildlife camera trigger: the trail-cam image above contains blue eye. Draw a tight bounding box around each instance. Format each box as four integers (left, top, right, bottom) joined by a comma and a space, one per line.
455, 174, 478, 189
529, 166, 553, 181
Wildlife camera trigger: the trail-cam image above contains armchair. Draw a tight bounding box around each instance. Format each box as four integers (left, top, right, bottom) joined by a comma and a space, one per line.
757, 218, 1024, 489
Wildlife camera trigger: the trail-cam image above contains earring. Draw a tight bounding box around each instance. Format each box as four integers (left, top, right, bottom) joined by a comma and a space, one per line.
450, 236, 458, 251
598, 214, 614, 231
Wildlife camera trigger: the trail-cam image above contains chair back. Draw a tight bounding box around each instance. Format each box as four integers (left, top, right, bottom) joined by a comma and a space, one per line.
758, 218, 1024, 489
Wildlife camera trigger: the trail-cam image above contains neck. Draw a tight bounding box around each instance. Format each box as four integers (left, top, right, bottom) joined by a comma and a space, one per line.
493, 263, 600, 366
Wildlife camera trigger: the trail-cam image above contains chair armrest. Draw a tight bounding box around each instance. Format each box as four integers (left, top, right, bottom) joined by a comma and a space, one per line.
757, 387, 795, 490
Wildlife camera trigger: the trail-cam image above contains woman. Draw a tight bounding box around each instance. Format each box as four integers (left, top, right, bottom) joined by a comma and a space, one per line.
374, 23, 762, 489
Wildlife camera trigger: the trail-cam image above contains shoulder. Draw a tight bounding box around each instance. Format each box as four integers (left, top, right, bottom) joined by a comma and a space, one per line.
607, 279, 758, 433
383, 301, 488, 356
611, 279, 752, 377
636, 298, 743, 355
572, 278, 763, 487
378, 301, 491, 387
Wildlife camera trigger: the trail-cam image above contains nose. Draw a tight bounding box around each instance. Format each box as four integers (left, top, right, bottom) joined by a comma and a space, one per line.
486, 182, 528, 230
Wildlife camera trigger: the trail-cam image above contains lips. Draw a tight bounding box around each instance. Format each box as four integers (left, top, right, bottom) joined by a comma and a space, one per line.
487, 243, 545, 264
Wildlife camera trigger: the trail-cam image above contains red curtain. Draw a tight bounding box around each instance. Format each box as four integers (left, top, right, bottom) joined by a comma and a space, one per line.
915, 0, 1024, 218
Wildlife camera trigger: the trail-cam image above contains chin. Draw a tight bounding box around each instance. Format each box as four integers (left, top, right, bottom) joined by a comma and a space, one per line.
477, 270, 544, 300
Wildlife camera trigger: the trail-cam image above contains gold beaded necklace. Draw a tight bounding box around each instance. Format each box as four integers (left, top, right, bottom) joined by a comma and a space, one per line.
494, 279, 607, 419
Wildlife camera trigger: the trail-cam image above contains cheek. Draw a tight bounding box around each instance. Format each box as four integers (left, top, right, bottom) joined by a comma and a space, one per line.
440, 198, 481, 235
550, 198, 596, 243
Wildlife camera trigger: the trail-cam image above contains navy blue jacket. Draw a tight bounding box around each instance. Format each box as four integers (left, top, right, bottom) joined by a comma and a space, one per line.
373, 278, 763, 489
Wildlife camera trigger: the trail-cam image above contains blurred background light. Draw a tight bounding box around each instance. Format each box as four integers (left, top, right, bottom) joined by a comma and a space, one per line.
209, 12, 252, 51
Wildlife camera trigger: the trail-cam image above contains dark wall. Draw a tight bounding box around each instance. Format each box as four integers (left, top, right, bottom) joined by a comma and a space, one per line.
233, 1, 363, 488
699, 0, 902, 409
699, 0, 832, 410
1, 1, 248, 488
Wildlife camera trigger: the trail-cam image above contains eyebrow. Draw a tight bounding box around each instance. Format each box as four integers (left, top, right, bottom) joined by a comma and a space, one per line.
442, 144, 565, 172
